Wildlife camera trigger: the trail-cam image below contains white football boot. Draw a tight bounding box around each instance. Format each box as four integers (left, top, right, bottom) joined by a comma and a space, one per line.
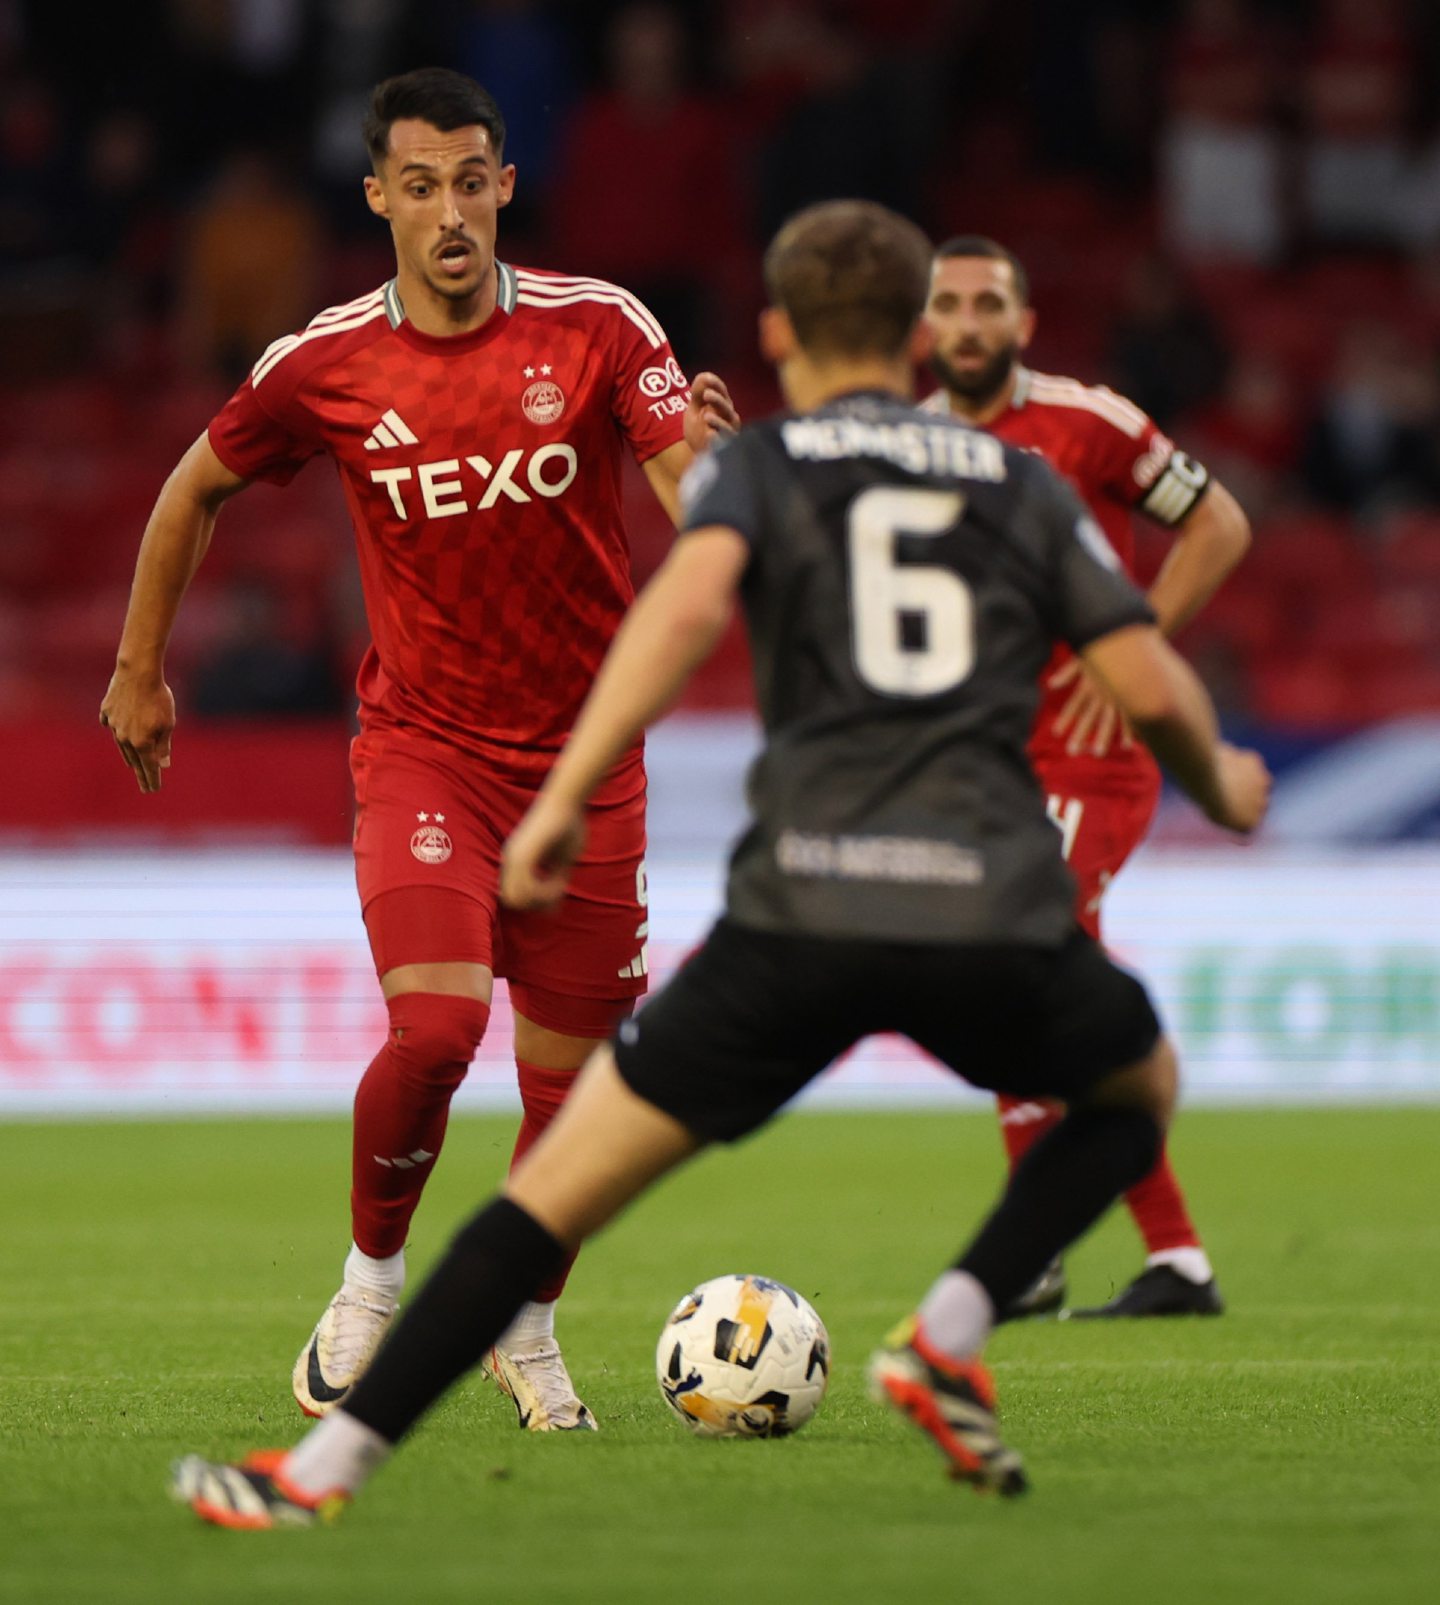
292, 1287, 397, 1418
483, 1343, 598, 1431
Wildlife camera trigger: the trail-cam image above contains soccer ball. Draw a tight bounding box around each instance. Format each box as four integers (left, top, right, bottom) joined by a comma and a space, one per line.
655, 1274, 830, 1438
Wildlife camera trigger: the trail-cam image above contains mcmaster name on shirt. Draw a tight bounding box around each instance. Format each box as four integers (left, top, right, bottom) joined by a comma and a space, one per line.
370, 443, 580, 521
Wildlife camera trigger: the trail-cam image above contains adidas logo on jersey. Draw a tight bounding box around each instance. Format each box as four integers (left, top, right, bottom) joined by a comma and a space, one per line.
617, 948, 648, 980
363, 409, 420, 450
618, 908, 649, 979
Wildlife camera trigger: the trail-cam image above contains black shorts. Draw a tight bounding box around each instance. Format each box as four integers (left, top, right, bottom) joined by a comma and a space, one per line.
612, 918, 1162, 1143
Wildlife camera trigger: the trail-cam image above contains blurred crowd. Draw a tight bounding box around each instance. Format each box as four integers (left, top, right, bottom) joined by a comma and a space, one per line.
6, 0, 1440, 730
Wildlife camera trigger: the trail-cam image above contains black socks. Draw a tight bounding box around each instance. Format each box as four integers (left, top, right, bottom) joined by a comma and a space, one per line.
344, 1195, 566, 1443
959, 1106, 1163, 1311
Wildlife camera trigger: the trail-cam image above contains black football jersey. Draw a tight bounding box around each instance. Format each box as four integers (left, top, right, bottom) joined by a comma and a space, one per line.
679, 389, 1155, 944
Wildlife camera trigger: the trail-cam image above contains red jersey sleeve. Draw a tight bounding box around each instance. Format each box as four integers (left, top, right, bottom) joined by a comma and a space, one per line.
1093, 395, 1211, 529
207, 373, 321, 487
606, 298, 691, 464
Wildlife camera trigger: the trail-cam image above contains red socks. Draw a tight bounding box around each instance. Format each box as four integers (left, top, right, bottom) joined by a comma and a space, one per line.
1119, 1150, 1202, 1255
351, 1007, 586, 1300
510, 1059, 582, 1303
994, 1093, 1202, 1255
997, 1094, 1064, 1168
351, 992, 491, 1258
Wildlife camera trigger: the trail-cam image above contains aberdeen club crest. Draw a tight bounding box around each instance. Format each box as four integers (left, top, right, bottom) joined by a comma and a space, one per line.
410, 811, 453, 864
521, 363, 565, 424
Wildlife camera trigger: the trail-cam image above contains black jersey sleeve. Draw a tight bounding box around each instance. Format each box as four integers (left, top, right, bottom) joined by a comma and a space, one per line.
678, 430, 764, 547
1040, 475, 1157, 649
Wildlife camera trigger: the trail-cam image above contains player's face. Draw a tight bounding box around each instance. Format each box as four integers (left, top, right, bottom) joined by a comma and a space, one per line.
365, 120, 515, 304
924, 257, 1034, 405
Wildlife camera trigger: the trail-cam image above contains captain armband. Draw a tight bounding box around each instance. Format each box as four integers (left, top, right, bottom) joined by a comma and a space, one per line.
1138, 450, 1210, 527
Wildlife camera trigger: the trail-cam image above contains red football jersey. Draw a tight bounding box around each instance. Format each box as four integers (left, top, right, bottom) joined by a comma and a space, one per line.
208, 264, 692, 790
923, 368, 1210, 788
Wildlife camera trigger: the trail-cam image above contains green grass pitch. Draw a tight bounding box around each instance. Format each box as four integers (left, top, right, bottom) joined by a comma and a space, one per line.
2, 1108, 1437, 1604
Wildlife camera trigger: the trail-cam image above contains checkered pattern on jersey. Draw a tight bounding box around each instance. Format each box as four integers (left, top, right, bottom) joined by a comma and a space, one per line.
297, 295, 685, 771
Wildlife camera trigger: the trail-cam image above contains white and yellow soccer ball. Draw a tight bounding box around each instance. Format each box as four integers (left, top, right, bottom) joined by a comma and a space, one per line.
655, 1274, 830, 1438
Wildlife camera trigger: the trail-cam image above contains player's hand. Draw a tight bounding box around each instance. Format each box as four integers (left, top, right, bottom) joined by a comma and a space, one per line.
1049, 657, 1133, 758
501, 793, 588, 911
1205, 743, 1271, 836
684, 372, 740, 453
99, 667, 176, 794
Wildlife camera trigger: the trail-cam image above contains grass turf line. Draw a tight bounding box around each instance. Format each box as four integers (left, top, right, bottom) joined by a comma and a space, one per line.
0, 1108, 1436, 1605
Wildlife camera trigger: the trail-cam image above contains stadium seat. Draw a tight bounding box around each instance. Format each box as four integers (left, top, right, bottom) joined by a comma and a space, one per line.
1243, 513, 1377, 600
1189, 585, 1285, 661
1358, 662, 1440, 718
1249, 655, 1371, 729
1378, 511, 1440, 583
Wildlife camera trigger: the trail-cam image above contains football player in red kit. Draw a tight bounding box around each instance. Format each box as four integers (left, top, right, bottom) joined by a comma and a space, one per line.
100, 69, 737, 1426
922, 238, 1250, 1317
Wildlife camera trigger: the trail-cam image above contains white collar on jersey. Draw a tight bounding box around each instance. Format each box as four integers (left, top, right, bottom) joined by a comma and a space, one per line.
383, 262, 519, 329
1010, 366, 1035, 408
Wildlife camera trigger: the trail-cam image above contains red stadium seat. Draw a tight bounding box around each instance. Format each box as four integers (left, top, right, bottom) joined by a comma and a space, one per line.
1302, 257, 1410, 319
1244, 513, 1377, 600
1249, 655, 1372, 729
1378, 511, 1440, 583
1358, 662, 1440, 718
1215, 295, 1336, 385
1188, 585, 1287, 660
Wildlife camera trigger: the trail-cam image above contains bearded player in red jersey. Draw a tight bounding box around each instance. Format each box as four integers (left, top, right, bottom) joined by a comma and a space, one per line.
99, 69, 737, 1428
922, 237, 1250, 1318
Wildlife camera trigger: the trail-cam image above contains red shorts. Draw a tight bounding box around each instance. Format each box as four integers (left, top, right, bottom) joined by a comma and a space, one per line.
1035, 765, 1160, 941
351, 728, 649, 1017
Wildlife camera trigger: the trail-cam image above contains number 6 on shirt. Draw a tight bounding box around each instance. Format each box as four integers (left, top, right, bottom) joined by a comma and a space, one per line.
847, 485, 976, 697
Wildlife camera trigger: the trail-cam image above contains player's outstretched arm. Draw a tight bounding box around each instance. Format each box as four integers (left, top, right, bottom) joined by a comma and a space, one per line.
1081, 623, 1270, 835
99, 434, 249, 793
642, 373, 741, 526
501, 526, 749, 909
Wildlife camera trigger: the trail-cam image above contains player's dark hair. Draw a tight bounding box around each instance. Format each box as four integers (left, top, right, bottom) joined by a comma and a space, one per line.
934, 235, 1030, 305
764, 200, 933, 360
363, 68, 506, 167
